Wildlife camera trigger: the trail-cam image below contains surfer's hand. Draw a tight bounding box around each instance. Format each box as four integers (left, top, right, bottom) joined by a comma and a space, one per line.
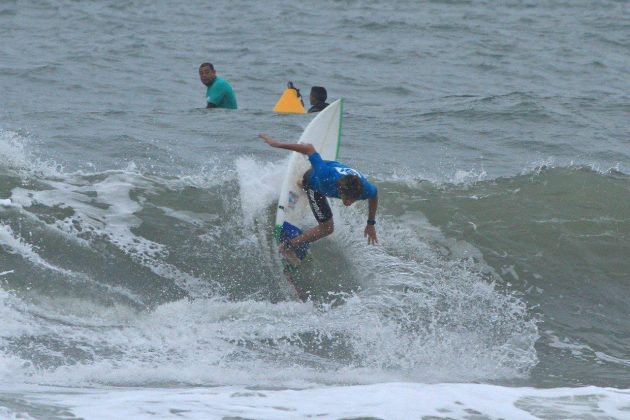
258, 133, 279, 147
364, 224, 378, 245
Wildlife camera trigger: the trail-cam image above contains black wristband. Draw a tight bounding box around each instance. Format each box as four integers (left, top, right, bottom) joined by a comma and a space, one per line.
367, 219, 376, 225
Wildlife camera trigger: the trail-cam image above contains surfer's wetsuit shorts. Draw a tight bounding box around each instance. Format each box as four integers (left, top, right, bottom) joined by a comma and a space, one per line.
302, 169, 333, 223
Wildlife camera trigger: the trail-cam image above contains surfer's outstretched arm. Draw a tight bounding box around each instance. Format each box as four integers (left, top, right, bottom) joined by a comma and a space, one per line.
259, 134, 316, 156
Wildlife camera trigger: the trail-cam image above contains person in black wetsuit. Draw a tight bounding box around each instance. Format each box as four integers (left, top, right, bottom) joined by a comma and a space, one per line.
308, 86, 329, 113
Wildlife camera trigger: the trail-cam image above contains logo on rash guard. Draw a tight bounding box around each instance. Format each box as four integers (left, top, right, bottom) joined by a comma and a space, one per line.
334, 167, 361, 177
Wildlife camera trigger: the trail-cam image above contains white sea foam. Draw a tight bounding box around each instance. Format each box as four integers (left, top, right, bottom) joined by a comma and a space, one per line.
321, 201, 539, 381
0, 223, 69, 274
546, 330, 592, 356
0, 288, 37, 339
0, 129, 30, 171
156, 206, 219, 227
173, 156, 237, 190
0, 406, 36, 420
235, 156, 285, 226
595, 352, 630, 368
4, 383, 628, 420
545, 331, 630, 368
0, 278, 532, 389
0, 129, 64, 178
8, 170, 211, 296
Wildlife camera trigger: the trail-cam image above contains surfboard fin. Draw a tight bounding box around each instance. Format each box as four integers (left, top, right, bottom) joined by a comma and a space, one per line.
273, 82, 306, 114
280, 221, 309, 260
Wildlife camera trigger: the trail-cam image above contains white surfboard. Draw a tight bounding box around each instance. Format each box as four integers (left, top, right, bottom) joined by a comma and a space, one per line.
274, 98, 344, 242
273, 99, 343, 300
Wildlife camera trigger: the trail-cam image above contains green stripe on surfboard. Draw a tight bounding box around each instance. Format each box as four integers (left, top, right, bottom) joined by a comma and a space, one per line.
334, 98, 344, 160
274, 223, 282, 242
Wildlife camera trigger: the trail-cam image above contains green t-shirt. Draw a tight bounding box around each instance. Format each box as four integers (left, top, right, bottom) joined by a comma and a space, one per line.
206, 76, 238, 109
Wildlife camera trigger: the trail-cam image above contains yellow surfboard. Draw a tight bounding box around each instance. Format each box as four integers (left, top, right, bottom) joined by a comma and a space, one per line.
273, 82, 306, 114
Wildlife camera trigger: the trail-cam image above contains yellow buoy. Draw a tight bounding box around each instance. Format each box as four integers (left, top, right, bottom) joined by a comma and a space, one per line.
273, 82, 306, 114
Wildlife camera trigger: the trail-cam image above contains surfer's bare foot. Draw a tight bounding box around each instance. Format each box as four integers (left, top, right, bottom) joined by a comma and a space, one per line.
296, 179, 303, 189
279, 243, 301, 266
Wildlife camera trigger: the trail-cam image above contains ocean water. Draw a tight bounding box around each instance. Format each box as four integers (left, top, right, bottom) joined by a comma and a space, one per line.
1, 0, 629, 418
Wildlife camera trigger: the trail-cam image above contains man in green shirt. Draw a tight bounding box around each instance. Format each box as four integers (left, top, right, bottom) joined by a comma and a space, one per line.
198, 63, 237, 109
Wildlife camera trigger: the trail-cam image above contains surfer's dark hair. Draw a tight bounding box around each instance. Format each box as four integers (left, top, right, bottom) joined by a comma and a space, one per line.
311, 86, 327, 102
338, 175, 363, 199
200, 62, 215, 71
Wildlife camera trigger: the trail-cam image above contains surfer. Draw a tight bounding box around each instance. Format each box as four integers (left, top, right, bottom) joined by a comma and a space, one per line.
259, 134, 378, 264
198, 63, 238, 109
308, 86, 329, 113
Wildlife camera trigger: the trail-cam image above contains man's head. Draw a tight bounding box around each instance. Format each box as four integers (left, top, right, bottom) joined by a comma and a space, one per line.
310, 86, 327, 105
199, 63, 216, 86
337, 175, 363, 206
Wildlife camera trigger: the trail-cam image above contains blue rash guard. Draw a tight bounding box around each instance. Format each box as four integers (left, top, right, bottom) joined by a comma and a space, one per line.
306, 152, 377, 199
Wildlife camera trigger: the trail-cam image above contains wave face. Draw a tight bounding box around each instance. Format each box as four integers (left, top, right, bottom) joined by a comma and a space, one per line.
0, 138, 540, 387
1, 124, 629, 389
409, 166, 630, 386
